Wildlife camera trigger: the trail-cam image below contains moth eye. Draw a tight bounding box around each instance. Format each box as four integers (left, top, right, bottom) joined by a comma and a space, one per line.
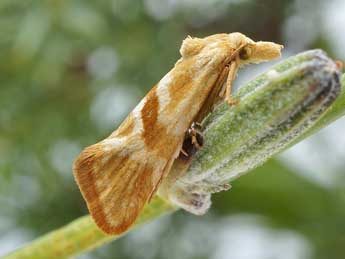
239, 47, 251, 60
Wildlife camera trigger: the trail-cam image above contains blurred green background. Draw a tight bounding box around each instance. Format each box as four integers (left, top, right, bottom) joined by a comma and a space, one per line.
1, 1, 345, 258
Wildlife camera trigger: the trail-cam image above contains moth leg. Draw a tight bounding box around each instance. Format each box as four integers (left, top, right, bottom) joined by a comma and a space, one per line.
225, 58, 240, 106
223, 43, 248, 104
180, 122, 204, 159
180, 148, 189, 157
190, 122, 204, 149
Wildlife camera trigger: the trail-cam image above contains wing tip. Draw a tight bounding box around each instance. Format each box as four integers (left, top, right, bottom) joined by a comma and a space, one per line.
73, 144, 113, 235
73, 143, 139, 236
73, 145, 98, 201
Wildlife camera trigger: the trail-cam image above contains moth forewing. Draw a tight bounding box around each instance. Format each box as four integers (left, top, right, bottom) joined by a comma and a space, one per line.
73, 32, 283, 235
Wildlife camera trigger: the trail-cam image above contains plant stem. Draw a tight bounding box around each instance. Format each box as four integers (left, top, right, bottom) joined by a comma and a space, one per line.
3, 50, 345, 259
3, 197, 175, 259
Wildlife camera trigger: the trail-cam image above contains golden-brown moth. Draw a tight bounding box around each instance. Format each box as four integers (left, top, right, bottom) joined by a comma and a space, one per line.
73, 33, 283, 235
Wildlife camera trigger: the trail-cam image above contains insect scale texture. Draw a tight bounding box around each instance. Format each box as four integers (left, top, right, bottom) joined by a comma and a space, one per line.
73, 33, 283, 235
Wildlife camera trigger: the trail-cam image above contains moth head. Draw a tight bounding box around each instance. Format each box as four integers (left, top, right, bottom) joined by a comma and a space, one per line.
233, 37, 283, 66
227, 33, 282, 65
241, 42, 283, 65
180, 33, 283, 66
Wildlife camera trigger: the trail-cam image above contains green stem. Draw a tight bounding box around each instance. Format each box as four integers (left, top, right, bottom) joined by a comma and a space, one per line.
3, 197, 175, 259
3, 50, 345, 259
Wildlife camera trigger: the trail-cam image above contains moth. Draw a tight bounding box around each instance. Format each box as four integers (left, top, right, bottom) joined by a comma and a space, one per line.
73, 33, 283, 235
